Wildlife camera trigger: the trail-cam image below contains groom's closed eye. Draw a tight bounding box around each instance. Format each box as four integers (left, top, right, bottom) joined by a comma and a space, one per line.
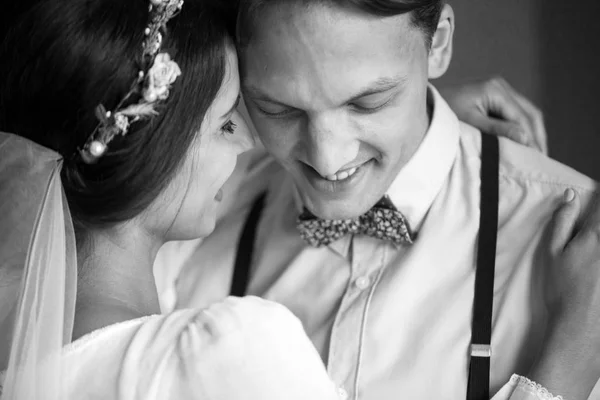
252, 99, 300, 118
344, 77, 405, 114
349, 92, 397, 113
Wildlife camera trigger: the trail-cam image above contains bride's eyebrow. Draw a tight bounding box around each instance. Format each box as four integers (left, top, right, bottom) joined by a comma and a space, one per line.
221, 94, 242, 119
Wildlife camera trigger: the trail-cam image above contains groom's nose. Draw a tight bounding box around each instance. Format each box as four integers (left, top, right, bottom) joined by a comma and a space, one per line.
301, 112, 359, 178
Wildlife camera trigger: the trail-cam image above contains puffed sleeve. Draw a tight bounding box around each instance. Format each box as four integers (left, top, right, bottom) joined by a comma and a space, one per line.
117, 296, 341, 400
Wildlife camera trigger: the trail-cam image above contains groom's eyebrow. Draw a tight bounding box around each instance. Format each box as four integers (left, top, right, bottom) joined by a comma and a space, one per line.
243, 76, 407, 105
345, 75, 407, 103
241, 85, 282, 104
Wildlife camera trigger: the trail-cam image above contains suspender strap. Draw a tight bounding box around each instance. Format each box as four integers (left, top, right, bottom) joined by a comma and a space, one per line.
230, 192, 267, 297
467, 134, 500, 400
230, 136, 500, 399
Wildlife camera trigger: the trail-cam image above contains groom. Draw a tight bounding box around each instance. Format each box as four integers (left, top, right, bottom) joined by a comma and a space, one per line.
159, 1, 599, 399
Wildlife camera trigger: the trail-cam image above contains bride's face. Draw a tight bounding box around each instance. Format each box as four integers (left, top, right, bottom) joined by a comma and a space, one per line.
151, 42, 254, 240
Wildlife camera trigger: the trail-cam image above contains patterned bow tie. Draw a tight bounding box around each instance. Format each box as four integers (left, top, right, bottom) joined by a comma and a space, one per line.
296, 196, 414, 247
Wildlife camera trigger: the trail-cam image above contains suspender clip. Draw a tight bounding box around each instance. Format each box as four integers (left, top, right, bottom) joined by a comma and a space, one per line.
471, 344, 492, 358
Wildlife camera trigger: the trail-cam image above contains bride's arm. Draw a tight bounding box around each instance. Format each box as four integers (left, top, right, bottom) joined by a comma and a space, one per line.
492, 190, 600, 400
159, 297, 341, 400
526, 190, 600, 399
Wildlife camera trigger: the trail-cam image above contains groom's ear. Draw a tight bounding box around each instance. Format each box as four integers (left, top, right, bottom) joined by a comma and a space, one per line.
428, 4, 454, 79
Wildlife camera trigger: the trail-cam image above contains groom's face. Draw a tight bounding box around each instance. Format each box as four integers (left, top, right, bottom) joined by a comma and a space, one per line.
241, 2, 431, 219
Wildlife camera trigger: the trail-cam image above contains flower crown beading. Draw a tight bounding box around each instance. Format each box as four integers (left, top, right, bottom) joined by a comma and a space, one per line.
79, 0, 184, 164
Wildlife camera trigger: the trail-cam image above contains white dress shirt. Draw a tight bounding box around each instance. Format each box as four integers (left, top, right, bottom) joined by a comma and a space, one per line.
157, 87, 598, 400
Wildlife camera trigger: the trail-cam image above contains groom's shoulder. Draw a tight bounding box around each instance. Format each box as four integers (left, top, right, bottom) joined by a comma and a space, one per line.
458, 124, 597, 243
458, 122, 597, 194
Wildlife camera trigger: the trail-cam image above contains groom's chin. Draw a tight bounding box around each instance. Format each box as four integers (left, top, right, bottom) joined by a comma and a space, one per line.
300, 194, 375, 220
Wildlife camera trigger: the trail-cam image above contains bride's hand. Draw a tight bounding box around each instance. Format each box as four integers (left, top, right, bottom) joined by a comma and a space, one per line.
180, 296, 340, 400
529, 189, 600, 399
439, 77, 547, 154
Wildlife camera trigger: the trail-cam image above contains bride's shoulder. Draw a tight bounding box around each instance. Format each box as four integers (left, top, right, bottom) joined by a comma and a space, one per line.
67, 296, 297, 349
62, 296, 338, 400
64, 296, 300, 365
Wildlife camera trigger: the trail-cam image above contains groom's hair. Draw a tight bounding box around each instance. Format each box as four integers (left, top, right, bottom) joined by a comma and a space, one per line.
237, 0, 444, 48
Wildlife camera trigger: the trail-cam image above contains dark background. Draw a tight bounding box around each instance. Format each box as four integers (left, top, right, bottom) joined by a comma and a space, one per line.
437, 0, 600, 180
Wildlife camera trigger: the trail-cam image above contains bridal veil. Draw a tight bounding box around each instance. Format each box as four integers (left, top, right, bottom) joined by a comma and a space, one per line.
0, 131, 77, 399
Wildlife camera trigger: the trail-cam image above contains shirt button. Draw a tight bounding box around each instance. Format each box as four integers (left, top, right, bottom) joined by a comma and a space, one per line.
355, 275, 371, 290
337, 387, 349, 400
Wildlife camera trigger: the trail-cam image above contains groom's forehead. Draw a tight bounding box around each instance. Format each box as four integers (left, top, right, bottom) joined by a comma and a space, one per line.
239, 14, 421, 112
238, 2, 418, 59
238, 4, 420, 87
237, 0, 417, 47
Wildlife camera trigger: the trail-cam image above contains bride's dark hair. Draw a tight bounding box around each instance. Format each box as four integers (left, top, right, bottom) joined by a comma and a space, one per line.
0, 0, 236, 232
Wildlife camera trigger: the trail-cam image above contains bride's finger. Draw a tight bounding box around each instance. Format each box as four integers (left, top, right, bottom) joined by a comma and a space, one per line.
549, 189, 580, 256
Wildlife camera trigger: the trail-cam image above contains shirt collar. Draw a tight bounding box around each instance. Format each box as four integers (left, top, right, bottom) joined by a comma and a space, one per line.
386, 85, 460, 233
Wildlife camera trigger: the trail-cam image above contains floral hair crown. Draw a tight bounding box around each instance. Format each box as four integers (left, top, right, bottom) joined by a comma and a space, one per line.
79, 0, 184, 164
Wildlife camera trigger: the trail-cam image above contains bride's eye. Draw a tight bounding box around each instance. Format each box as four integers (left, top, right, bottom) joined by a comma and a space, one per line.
221, 120, 237, 135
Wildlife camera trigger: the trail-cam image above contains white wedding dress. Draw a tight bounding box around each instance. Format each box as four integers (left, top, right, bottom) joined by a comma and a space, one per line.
1, 296, 341, 399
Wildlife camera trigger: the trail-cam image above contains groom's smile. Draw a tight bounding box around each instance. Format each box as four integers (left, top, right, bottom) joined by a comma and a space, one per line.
300, 157, 374, 193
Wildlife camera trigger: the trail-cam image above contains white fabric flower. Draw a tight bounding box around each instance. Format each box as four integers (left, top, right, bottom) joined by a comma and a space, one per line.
143, 53, 181, 102
113, 113, 129, 133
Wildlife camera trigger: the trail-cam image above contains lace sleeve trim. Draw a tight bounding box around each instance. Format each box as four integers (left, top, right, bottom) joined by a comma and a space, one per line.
510, 375, 564, 400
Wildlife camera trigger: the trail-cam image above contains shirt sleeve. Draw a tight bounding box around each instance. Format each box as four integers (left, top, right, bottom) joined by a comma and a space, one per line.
492, 375, 564, 400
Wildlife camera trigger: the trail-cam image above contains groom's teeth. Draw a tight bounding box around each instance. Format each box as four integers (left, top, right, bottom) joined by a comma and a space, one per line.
324, 166, 359, 181
337, 171, 349, 180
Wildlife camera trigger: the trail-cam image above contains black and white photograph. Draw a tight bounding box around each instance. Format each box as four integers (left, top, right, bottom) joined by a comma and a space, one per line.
0, 0, 599, 399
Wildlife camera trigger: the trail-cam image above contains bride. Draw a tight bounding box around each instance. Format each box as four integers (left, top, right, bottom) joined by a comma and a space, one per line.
0, 0, 597, 399
0, 0, 339, 398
